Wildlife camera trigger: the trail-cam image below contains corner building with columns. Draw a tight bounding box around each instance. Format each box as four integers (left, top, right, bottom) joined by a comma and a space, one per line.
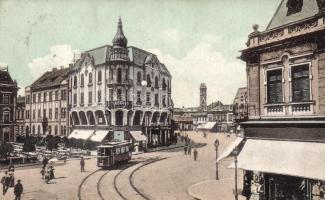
68, 18, 173, 149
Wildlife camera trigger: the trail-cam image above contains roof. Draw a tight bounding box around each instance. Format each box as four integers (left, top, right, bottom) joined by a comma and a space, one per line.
173, 115, 193, 122
0, 69, 14, 84
266, 0, 320, 30
30, 67, 69, 91
85, 45, 111, 66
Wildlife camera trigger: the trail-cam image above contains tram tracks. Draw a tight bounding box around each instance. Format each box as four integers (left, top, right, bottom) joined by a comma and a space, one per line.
78, 157, 167, 200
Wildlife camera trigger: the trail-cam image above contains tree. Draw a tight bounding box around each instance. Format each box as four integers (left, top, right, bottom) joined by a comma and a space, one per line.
0, 142, 14, 159
23, 138, 36, 152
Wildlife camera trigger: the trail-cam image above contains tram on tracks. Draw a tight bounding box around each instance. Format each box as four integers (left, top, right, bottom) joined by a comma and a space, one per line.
97, 141, 132, 168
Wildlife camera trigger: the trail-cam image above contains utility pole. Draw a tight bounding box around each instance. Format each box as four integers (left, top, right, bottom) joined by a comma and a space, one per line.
214, 139, 219, 180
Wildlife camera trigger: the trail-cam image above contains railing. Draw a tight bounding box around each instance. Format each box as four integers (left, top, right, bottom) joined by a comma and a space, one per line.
289, 102, 313, 115
107, 79, 133, 88
106, 100, 132, 109
264, 102, 314, 116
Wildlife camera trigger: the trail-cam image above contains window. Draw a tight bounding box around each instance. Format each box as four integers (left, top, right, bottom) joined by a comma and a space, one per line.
33, 110, 35, 119
38, 93, 41, 102
73, 94, 77, 105
88, 91, 92, 105
146, 92, 151, 103
155, 76, 159, 88
61, 90, 67, 101
116, 147, 121, 154
267, 69, 283, 104
55, 108, 58, 119
26, 95, 30, 104
38, 109, 41, 119
109, 89, 113, 101
162, 78, 167, 90
98, 90, 102, 103
136, 91, 141, 104
74, 75, 77, 87
49, 108, 52, 119
3, 112, 9, 123
81, 92, 84, 105
81, 74, 84, 87
43, 92, 47, 102
89, 72, 93, 85
117, 68, 122, 83
292, 64, 310, 102
32, 125, 35, 134
155, 94, 159, 106
117, 89, 122, 101
98, 70, 102, 83
26, 110, 30, 119
137, 71, 142, 85
3, 94, 9, 104
162, 95, 166, 107
49, 92, 53, 101
48, 125, 52, 135
37, 125, 40, 135
55, 125, 58, 135
43, 109, 46, 118
286, 0, 303, 16
61, 108, 66, 118
147, 74, 151, 87
33, 94, 36, 103
121, 146, 125, 153
61, 126, 63, 135
55, 91, 59, 101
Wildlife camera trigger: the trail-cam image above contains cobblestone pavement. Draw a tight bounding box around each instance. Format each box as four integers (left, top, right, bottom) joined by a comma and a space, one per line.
0, 131, 243, 200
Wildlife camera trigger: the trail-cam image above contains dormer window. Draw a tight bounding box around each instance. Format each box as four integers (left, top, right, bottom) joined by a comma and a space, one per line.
286, 0, 303, 16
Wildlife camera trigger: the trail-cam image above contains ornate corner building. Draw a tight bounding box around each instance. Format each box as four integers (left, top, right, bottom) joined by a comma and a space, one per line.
0, 67, 18, 142
238, 0, 325, 199
68, 18, 173, 148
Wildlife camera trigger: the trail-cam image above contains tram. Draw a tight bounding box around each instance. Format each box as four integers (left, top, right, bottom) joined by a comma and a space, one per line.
97, 141, 132, 168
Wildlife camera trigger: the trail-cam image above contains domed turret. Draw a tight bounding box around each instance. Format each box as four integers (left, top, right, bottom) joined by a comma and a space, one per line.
112, 17, 128, 48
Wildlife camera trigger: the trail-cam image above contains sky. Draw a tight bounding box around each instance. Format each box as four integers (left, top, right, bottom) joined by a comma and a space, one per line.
0, 0, 281, 107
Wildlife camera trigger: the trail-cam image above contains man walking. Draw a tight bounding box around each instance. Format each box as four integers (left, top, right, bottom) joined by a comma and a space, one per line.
184, 146, 188, 155
80, 157, 85, 172
193, 149, 198, 161
14, 179, 23, 200
188, 145, 192, 155
1, 171, 10, 195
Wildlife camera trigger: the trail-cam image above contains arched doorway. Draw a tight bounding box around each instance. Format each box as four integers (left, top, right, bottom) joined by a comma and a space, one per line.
133, 111, 142, 125
79, 111, 88, 125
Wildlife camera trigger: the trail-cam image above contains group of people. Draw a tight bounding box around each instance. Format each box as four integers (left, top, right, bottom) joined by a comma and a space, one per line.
40, 157, 55, 183
181, 134, 199, 161
1, 164, 23, 200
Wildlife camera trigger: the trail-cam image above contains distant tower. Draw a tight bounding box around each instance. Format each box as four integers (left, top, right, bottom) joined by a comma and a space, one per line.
200, 83, 207, 111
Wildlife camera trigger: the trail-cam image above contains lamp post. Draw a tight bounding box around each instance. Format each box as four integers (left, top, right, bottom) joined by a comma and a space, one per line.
233, 146, 239, 200
214, 138, 220, 180
141, 80, 148, 149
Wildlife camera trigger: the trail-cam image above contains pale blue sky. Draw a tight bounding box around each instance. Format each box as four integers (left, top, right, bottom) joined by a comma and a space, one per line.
0, 0, 281, 107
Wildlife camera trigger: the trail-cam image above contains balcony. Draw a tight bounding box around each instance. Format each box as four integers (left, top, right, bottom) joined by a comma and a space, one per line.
289, 102, 314, 116
264, 104, 285, 116
264, 102, 314, 117
107, 79, 133, 88
106, 100, 132, 109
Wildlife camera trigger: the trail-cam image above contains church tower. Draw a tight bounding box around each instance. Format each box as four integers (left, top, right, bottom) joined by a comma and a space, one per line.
199, 83, 207, 111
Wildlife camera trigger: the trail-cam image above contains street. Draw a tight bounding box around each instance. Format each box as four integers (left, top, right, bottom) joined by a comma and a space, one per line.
0, 131, 243, 200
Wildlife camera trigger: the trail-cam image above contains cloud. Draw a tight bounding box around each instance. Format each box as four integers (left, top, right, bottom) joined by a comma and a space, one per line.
27, 44, 80, 79
149, 36, 246, 108
159, 28, 185, 45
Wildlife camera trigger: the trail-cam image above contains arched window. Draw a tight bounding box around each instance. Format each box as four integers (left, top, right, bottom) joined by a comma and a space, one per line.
117, 68, 122, 83
81, 74, 84, 87
155, 76, 159, 88
98, 70, 102, 83
55, 125, 58, 135
73, 76, 77, 87
89, 72, 92, 84
137, 71, 142, 85
162, 78, 167, 90
37, 125, 41, 135
48, 125, 51, 135
146, 74, 151, 87
32, 125, 35, 135
117, 89, 122, 100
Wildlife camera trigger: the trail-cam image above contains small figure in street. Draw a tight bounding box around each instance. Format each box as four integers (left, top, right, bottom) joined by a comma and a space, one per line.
14, 179, 23, 200
193, 149, 198, 161
42, 157, 49, 168
63, 156, 67, 164
188, 145, 192, 155
184, 146, 188, 155
1, 171, 10, 195
40, 167, 45, 179
181, 135, 184, 142
8, 163, 15, 172
80, 157, 85, 172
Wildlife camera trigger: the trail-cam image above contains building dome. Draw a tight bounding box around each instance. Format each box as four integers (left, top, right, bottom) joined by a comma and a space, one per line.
112, 17, 128, 48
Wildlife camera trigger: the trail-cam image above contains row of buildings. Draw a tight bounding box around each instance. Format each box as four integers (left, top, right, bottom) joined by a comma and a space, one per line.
0, 18, 174, 149
173, 83, 248, 133
220, 0, 325, 199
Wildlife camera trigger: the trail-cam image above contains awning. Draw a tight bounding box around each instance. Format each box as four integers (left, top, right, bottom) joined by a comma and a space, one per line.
217, 137, 244, 162
231, 139, 325, 181
90, 130, 109, 142
68, 129, 94, 140
129, 131, 147, 141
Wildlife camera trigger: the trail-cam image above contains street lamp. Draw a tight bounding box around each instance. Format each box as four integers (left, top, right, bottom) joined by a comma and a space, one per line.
214, 138, 220, 180
233, 145, 239, 200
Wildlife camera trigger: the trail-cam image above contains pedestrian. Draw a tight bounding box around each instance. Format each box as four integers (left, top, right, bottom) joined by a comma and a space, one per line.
42, 157, 49, 168
193, 149, 198, 161
188, 145, 192, 155
80, 157, 85, 172
14, 179, 23, 200
181, 135, 184, 142
40, 167, 45, 179
1, 171, 10, 195
184, 146, 188, 155
63, 156, 67, 164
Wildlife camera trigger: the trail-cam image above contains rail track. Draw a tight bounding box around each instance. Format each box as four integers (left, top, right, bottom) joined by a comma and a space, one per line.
78, 157, 167, 200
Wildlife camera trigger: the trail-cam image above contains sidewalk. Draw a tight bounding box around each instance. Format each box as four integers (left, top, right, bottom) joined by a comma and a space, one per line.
188, 179, 246, 200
